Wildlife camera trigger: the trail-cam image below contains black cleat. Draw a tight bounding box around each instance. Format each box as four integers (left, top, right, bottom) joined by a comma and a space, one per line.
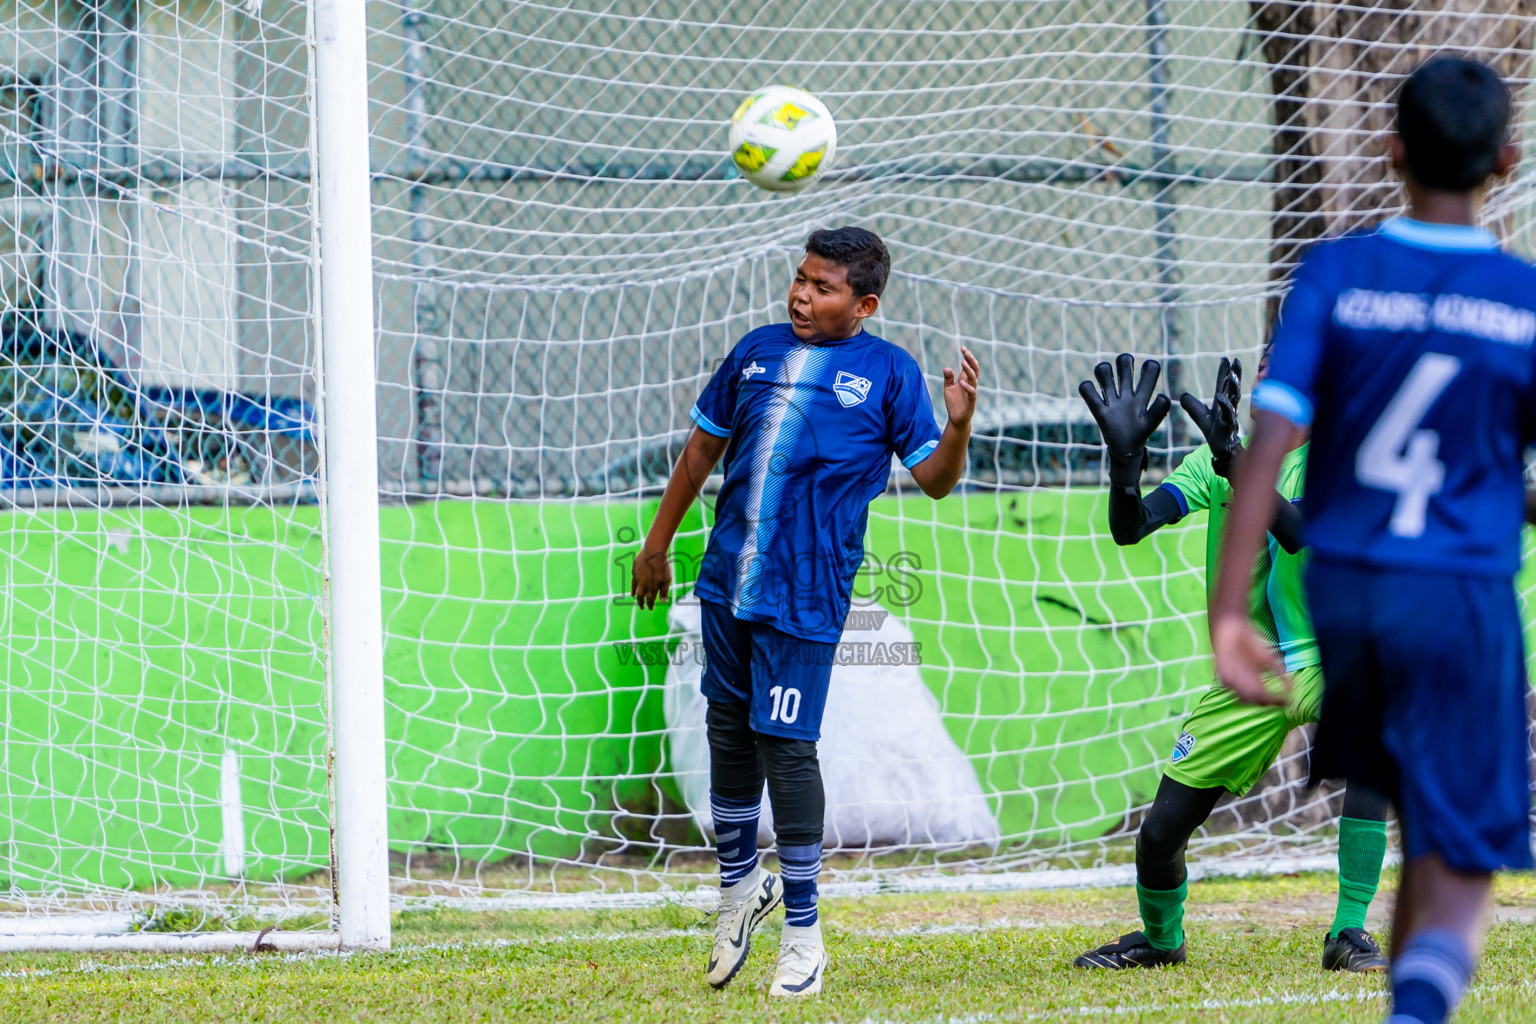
1072, 930, 1187, 969
1322, 927, 1388, 972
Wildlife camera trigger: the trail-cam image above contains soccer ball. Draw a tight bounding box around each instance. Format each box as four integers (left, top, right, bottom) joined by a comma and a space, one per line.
728, 86, 837, 193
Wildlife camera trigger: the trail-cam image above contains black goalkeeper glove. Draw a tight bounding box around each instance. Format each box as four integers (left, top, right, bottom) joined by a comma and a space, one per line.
1179, 356, 1242, 480
1078, 353, 1172, 489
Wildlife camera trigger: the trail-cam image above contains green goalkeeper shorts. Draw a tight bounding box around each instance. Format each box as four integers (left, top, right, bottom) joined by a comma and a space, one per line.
1162, 664, 1324, 796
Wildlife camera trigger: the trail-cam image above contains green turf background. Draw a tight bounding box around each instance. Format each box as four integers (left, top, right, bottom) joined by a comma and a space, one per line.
0, 496, 1526, 890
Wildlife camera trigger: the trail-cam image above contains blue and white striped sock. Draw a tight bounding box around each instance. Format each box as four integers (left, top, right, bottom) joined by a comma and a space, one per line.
778, 841, 822, 927
710, 792, 761, 888
1388, 928, 1474, 1024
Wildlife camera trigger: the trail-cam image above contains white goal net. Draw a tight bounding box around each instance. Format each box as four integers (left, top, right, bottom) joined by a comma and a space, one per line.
1, 0, 1534, 938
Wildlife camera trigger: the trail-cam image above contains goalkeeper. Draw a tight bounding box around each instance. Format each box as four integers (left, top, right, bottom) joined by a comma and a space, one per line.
1070, 352, 1390, 973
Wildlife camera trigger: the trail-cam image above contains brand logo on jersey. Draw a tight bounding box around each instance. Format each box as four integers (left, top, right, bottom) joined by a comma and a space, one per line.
741, 361, 767, 380
1171, 731, 1196, 764
833, 371, 872, 407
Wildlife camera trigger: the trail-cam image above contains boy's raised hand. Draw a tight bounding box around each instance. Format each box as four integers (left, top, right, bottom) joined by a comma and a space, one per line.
943, 346, 981, 427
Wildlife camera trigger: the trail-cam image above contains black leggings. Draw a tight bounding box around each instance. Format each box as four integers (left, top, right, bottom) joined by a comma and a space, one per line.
1136, 776, 1223, 891
706, 699, 825, 847
1137, 775, 1392, 891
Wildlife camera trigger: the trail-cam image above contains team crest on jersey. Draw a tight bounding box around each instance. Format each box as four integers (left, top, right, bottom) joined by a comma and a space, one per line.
741, 361, 767, 380
833, 371, 872, 407
1171, 731, 1196, 764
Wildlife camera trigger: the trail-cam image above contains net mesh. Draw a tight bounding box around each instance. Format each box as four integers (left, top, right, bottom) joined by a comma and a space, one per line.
1, 0, 1534, 927
0, 0, 327, 927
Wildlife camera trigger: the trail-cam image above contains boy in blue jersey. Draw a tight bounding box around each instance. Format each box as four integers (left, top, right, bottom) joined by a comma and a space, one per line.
1212, 58, 1533, 1024
632, 227, 980, 997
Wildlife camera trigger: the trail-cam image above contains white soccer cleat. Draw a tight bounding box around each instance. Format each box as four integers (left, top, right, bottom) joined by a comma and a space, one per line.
705, 868, 782, 989
768, 924, 829, 997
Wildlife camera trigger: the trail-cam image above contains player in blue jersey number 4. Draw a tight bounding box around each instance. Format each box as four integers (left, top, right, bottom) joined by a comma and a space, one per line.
1213, 58, 1535, 1024
632, 227, 980, 997
1070, 352, 1391, 974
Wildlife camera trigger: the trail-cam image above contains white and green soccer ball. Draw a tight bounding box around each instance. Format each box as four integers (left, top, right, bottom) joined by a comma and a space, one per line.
728, 85, 837, 193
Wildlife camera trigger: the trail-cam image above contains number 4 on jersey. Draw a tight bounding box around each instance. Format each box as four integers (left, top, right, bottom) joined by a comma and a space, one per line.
1355, 352, 1462, 538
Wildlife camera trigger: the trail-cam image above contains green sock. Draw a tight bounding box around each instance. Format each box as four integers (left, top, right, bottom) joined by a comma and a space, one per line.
1331, 816, 1388, 938
1137, 879, 1188, 952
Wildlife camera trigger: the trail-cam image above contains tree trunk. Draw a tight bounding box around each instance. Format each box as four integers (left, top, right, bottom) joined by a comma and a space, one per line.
1250, 0, 1535, 323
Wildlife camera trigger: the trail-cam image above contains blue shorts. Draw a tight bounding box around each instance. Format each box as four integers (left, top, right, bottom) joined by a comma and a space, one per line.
699, 599, 835, 742
1307, 560, 1532, 873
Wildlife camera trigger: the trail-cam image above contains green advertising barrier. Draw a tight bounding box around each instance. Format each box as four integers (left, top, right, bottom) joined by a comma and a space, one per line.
0, 505, 332, 891
865, 490, 1209, 845
1, 496, 1529, 889
0, 499, 691, 889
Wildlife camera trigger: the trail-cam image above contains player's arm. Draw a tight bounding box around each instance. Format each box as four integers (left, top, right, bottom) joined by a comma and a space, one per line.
1211, 248, 1331, 705
1078, 354, 1173, 545
633, 348, 741, 610
1179, 358, 1305, 555
1210, 411, 1293, 704
1265, 494, 1306, 555
632, 427, 729, 610
908, 346, 981, 498
1107, 485, 1184, 545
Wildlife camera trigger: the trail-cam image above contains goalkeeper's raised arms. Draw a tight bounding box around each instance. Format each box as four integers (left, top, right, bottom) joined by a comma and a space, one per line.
1078, 355, 1303, 555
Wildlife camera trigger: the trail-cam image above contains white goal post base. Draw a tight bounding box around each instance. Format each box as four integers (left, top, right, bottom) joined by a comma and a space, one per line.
396, 851, 1391, 915
0, 931, 342, 954
0, 853, 1378, 952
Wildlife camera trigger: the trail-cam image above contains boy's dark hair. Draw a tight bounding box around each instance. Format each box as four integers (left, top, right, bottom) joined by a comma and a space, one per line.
805, 227, 891, 298
1397, 57, 1512, 192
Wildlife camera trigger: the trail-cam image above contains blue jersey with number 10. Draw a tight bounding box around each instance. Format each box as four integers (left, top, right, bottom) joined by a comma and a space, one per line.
1253, 218, 1536, 577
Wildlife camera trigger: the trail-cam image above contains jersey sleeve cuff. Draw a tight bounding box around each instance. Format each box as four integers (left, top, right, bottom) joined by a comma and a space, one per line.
901, 439, 939, 469
690, 405, 731, 438
1251, 381, 1314, 428
1157, 482, 1190, 518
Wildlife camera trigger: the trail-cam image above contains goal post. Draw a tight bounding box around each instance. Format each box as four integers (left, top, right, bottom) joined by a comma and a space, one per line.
0, 0, 389, 950
314, 0, 391, 949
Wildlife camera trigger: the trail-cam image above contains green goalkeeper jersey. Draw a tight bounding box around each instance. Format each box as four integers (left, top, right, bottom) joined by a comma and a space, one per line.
1161, 442, 1318, 671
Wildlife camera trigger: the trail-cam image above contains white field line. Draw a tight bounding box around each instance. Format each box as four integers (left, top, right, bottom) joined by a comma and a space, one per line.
834, 912, 1245, 939
0, 909, 1264, 969
0, 909, 1309, 983
844, 987, 1386, 1023
0, 931, 704, 981
0, 949, 359, 981
852, 978, 1536, 1023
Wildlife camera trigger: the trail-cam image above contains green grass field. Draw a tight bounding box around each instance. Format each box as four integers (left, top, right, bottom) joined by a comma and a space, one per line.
6, 872, 1536, 1022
